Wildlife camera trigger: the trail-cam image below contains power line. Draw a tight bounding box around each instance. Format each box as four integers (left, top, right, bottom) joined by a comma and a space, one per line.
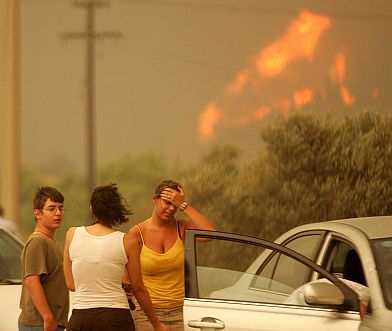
63, 0, 122, 195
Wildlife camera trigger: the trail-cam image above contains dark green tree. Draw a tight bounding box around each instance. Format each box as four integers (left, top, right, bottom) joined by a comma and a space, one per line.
257, 110, 392, 239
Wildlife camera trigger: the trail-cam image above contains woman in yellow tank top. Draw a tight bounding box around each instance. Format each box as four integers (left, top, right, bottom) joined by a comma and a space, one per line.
126, 179, 215, 331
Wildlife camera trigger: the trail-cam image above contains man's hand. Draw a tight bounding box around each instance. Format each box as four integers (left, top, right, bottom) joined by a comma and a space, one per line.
43, 316, 57, 331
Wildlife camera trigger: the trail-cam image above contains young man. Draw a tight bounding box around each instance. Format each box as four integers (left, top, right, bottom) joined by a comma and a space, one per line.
18, 187, 69, 331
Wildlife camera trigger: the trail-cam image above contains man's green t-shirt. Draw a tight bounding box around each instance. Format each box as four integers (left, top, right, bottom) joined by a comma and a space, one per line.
19, 233, 69, 327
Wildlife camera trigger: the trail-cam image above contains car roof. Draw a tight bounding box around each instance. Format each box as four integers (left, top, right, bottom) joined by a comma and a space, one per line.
279, 216, 392, 241
329, 216, 392, 240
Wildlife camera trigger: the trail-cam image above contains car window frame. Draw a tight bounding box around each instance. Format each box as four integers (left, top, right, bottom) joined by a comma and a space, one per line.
279, 230, 327, 260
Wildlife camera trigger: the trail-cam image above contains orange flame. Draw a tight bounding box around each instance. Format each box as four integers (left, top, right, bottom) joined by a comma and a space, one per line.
236, 106, 272, 127
255, 10, 331, 77
340, 86, 356, 106
293, 87, 314, 109
330, 52, 346, 83
254, 106, 272, 120
198, 10, 331, 142
330, 51, 356, 106
198, 103, 222, 143
372, 87, 380, 99
225, 70, 250, 96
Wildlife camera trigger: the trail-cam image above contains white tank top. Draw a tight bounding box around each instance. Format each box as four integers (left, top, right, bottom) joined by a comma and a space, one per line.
69, 226, 129, 309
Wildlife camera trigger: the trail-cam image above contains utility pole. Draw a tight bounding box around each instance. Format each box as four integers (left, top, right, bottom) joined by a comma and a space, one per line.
0, 0, 21, 228
63, 0, 122, 194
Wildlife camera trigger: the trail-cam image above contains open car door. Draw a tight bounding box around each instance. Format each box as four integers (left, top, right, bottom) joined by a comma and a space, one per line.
184, 230, 362, 331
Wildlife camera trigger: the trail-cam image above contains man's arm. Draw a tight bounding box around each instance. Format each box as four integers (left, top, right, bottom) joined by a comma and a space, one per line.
341, 278, 370, 320
24, 275, 57, 331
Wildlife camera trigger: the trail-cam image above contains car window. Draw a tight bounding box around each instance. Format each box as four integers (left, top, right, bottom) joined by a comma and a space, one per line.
0, 229, 23, 283
193, 235, 328, 306
255, 234, 322, 291
327, 241, 355, 278
322, 240, 366, 286
284, 234, 323, 260
194, 237, 263, 299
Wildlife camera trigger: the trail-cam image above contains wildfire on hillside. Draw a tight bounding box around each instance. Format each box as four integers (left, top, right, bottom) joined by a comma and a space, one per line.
198, 9, 380, 143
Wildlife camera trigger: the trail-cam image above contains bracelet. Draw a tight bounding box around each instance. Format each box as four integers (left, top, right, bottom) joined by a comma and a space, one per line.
180, 202, 189, 211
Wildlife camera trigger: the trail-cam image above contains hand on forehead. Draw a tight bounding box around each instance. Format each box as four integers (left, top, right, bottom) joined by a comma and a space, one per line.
162, 186, 183, 194
159, 187, 184, 201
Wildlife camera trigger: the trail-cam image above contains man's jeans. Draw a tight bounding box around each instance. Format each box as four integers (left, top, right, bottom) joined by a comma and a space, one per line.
18, 322, 65, 331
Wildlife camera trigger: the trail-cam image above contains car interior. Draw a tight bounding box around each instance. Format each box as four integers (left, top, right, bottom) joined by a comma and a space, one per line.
343, 249, 366, 286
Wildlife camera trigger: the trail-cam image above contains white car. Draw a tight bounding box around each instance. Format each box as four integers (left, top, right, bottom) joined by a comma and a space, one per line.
0, 227, 23, 331
183, 216, 392, 331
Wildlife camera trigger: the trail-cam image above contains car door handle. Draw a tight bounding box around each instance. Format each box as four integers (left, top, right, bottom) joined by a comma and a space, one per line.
188, 317, 225, 329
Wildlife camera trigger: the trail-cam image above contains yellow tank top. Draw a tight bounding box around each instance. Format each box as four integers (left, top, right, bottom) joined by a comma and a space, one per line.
136, 224, 185, 308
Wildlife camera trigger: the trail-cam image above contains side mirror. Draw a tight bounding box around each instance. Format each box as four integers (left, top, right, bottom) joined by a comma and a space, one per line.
305, 282, 345, 306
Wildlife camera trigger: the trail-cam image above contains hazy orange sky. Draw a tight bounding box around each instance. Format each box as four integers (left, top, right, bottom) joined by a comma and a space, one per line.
1, 0, 392, 175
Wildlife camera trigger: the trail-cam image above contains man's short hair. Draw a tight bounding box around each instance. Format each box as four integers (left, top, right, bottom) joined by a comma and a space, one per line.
33, 187, 64, 210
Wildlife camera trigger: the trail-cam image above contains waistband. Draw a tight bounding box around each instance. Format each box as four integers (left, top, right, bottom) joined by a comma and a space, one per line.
72, 307, 130, 314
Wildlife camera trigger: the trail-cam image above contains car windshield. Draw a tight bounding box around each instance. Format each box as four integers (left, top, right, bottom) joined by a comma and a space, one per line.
372, 238, 392, 310
0, 229, 23, 284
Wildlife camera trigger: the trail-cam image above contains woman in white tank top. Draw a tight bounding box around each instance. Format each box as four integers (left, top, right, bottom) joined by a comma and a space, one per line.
63, 184, 168, 331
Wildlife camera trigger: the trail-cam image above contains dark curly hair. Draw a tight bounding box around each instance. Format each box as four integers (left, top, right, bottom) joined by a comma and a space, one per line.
154, 179, 181, 197
90, 184, 133, 227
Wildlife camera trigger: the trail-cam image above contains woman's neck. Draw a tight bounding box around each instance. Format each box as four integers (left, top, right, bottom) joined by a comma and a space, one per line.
149, 215, 176, 228
85, 222, 115, 235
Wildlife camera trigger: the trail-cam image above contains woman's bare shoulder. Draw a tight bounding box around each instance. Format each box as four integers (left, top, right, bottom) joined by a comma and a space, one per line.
128, 224, 140, 235
65, 226, 77, 238
123, 229, 141, 252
